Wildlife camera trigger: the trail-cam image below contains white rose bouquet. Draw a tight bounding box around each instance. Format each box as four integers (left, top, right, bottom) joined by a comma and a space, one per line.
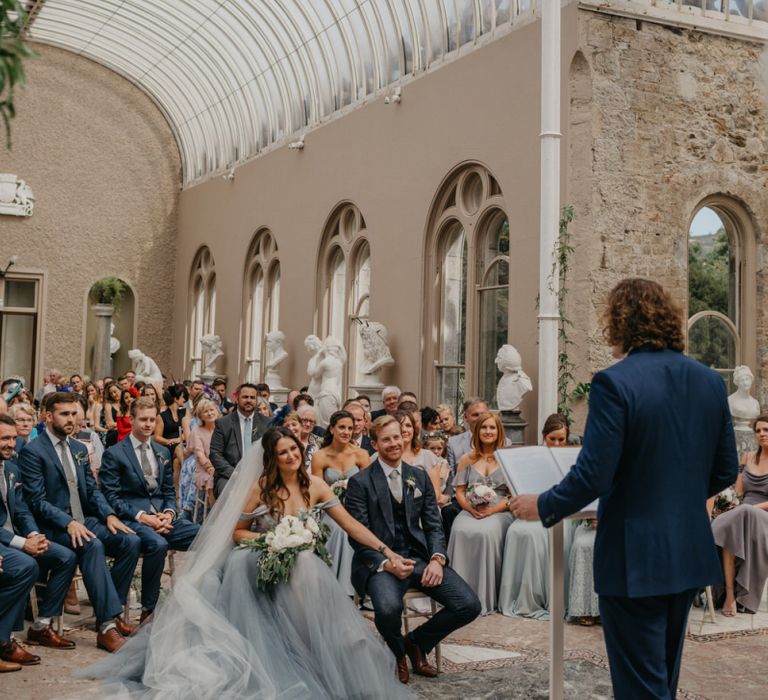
712, 486, 740, 519
331, 479, 349, 504
467, 483, 497, 508
238, 511, 331, 590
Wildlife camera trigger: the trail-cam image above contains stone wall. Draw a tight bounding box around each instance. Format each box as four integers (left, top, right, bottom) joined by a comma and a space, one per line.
0, 44, 181, 382
567, 12, 768, 414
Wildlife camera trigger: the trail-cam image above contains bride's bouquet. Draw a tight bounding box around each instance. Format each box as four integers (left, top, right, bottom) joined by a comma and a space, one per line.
238, 512, 331, 590
467, 483, 497, 508
331, 479, 348, 504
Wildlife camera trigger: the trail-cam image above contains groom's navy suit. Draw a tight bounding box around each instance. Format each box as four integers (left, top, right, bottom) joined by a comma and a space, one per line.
20, 430, 140, 624
538, 347, 738, 699
100, 436, 199, 611
346, 459, 480, 658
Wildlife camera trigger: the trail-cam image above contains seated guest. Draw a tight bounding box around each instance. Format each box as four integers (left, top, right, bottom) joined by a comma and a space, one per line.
188, 398, 219, 511
255, 383, 278, 413
85, 383, 104, 434
292, 393, 325, 438
255, 397, 272, 418
371, 386, 401, 421
102, 381, 121, 447
296, 404, 322, 469
436, 404, 463, 437
343, 400, 374, 455
99, 398, 200, 624
72, 399, 103, 480
209, 384, 271, 497
713, 414, 768, 615
139, 384, 164, 413
0, 415, 78, 662
568, 519, 599, 625
422, 432, 452, 509
446, 398, 490, 471
155, 384, 191, 495
311, 411, 369, 594
0, 544, 39, 670
9, 403, 37, 453
211, 378, 234, 415
354, 395, 373, 435
281, 411, 303, 441
115, 389, 134, 443
447, 412, 514, 615
499, 414, 575, 619
420, 407, 442, 434
19, 392, 140, 652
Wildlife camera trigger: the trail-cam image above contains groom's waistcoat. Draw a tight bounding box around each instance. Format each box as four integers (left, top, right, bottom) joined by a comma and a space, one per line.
389, 491, 422, 558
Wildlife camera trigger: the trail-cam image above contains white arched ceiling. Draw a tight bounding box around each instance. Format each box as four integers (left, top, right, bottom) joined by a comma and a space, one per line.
29, 0, 531, 187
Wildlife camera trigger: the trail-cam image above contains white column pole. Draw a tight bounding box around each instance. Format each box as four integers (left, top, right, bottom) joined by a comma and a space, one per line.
538, 1, 564, 699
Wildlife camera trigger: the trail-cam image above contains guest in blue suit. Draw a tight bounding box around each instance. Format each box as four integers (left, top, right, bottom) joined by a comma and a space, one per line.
19, 393, 140, 653
99, 397, 199, 623
511, 279, 738, 700
0, 415, 78, 655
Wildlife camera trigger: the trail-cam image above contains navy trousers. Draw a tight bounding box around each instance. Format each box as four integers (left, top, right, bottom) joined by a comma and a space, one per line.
128, 519, 199, 610
16, 542, 78, 623
0, 545, 38, 642
599, 589, 697, 700
365, 558, 481, 657
44, 516, 141, 624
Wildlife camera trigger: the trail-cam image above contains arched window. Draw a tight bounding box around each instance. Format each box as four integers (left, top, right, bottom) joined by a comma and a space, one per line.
244, 230, 280, 383
188, 247, 216, 379
687, 199, 757, 390
424, 166, 508, 413
317, 203, 369, 394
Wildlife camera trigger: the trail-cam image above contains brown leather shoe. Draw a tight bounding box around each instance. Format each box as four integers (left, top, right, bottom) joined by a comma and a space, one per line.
396, 655, 409, 684
0, 658, 21, 672
0, 639, 41, 665
403, 635, 438, 677
27, 625, 76, 649
139, 609, 154, 625
96, 628, 125, 653
113, 616, 137, 637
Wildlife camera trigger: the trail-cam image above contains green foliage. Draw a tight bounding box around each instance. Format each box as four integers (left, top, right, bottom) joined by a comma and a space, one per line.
688, 228, 729, 317
89, 277, 128, 309
0, 0, 36, 148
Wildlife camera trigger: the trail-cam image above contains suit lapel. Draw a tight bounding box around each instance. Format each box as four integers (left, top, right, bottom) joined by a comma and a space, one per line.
151, 440, 168, 488
1, 469, 12, 523
371, 461, 395, 538
40, 432, 67, 482
232, 412, 243, 458
402, 463, 414, 530
123, 438, 148, 492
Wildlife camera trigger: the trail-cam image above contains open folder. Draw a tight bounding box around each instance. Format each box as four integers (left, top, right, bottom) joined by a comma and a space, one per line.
495, 446, 598, 517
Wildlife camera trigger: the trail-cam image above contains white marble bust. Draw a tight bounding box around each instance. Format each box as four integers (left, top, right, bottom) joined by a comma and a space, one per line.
495, 344, 532, 411
128, 349, 163, 385
359, 320, 395, 384
264, 330, 288, 388
729, 365, 761, 456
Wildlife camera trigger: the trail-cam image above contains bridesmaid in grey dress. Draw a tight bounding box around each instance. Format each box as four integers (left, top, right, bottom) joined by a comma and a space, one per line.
713, 415, 768, 615
311, 410, 370, 595
447, 413, 514, 615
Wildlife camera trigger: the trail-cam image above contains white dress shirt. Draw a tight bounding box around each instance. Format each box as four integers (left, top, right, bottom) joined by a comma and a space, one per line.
237, 410, 254, 450
131, 434, 174, 520
0, 461, 28, 550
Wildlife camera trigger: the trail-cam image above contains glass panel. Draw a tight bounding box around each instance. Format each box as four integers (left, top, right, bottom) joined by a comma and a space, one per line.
328, 248, 347, 341
480, 213, 510, 270
207, 278, 216, 333
496, 0, 512, 25
437, 366, 465, 423
441, 223, 467, 366
478, 286, 509, 409
0, 314, 35, 387
688, 207, 732, 321
250, 267, 265, 370
688, 315, 737, 375
483, 259, 509, 287
269, 265, 280, 333
754, 0, 768, 20
4, 280, 36, 308
353, 245, 371, 308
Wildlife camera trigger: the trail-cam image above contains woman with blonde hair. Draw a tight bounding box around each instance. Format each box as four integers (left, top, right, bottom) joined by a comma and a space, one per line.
187, 397, 220, 514
447, 412, 514, 614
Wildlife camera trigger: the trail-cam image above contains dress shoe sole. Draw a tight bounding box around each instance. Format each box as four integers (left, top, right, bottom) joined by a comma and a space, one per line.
3, 657, 41, 666
96, 642, 124, 653
0, 666, 21, 672
26, 639, 76, 649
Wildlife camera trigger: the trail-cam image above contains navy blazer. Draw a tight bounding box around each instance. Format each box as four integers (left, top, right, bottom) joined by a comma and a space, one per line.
345, 459, 446, 597
19, 431, 114, 532
538, 347, 738, 598
99, 438, 175, 521
0, 459, 40, 545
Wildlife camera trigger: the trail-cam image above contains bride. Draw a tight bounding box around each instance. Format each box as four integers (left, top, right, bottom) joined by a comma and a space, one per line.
81, 427, 413, 699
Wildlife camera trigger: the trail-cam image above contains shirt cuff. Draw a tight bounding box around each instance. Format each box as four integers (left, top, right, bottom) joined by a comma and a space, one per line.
376, 560, 387, 573
136, 510, 145, 521
163, 508, 176, 517
10, 535, 27, 550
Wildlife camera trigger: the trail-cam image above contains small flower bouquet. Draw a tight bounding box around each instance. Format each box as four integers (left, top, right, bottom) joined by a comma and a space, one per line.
237, 512, 330, 590
331, 479, 349, 504
467, 483, 497, 508
712, 486, 740, 519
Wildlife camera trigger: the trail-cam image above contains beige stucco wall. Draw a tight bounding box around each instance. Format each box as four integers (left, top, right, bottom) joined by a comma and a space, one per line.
0, 44, 181, 385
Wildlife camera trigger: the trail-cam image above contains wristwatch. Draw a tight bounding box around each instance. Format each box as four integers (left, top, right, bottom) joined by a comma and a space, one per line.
430, 553, 446, 566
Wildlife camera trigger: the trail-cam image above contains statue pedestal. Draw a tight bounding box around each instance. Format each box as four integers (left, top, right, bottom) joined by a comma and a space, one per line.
349, 383, 384, 411
200, 370, 217, 385
271, 388, 289, 406
500, 409, 527, 446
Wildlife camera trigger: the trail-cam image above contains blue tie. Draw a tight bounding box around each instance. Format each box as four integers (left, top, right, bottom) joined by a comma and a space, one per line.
243, 416, 252, 452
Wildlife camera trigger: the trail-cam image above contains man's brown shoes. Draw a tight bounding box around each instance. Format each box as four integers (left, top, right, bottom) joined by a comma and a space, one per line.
113, 616, 137, 637
96, 628, 125, 653
403, 635, 438, 677
0, 639, 41, 665
27, 625, 76, 649
0, 658, 21, 672
396, 655, 409, 684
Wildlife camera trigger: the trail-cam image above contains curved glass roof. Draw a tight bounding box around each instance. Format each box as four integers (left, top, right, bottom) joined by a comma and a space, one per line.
29, 1, 531, 187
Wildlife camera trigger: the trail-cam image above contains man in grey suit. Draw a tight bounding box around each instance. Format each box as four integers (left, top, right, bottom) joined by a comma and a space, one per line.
445, 398, 489, 470
209, 383, 271, 497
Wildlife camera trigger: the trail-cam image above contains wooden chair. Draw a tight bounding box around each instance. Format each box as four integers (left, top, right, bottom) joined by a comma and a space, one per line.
123, 550, 177, 622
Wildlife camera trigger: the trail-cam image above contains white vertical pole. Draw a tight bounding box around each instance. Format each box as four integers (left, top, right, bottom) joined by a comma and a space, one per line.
539, 1, 564, 699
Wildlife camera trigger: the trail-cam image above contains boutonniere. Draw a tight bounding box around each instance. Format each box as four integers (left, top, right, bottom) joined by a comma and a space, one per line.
405, 475, 417, 492
156, 453, 170, 468
8, 472, 15, 485
74, 451, 88, 467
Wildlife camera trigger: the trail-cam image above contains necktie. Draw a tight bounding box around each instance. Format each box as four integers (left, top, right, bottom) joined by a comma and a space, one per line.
388, 468, 403, 504
57, 440, 85, 522
0, 464, 13, 533
243, 416, 252, 452
140, 443, 159, 493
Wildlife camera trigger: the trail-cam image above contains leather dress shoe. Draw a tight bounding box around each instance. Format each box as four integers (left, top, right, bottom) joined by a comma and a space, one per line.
96, 628, 125, 653
0, 658, 21, 672
113, 616, 137, 637
27, 625, 76, 649
139, 609, 154, 625
396, 655, 409, 684
403, 635, 438, 677
0, 639, 41, 665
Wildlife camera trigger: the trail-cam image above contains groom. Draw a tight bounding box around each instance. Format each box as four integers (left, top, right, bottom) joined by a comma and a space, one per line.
346, 416, 480, 684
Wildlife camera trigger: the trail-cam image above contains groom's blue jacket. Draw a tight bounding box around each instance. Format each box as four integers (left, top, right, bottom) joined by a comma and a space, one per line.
345, 459, 446, 597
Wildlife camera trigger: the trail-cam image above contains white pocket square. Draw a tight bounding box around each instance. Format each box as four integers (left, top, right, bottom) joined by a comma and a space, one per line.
413, 488, 423, 498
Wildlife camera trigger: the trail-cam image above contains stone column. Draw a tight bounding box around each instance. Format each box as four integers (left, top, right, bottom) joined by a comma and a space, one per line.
92, 303, 114, 379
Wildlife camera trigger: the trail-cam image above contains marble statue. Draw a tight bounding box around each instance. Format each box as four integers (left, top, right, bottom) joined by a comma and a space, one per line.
264, 330, 288, 389
729, 365, 761, 457
200, 334, 224, 378
109, 322, 120, 356
128, 349, 163, 386
495, 344, 533, 412
358, 320, 395, 385
305, 334, 324, 398
0, 173, 34, 217
316, 336, 347, 427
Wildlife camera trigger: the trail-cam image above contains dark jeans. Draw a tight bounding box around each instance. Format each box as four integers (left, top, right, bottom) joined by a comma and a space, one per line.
599, 589, 697, 700
366, 558, 480, 658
